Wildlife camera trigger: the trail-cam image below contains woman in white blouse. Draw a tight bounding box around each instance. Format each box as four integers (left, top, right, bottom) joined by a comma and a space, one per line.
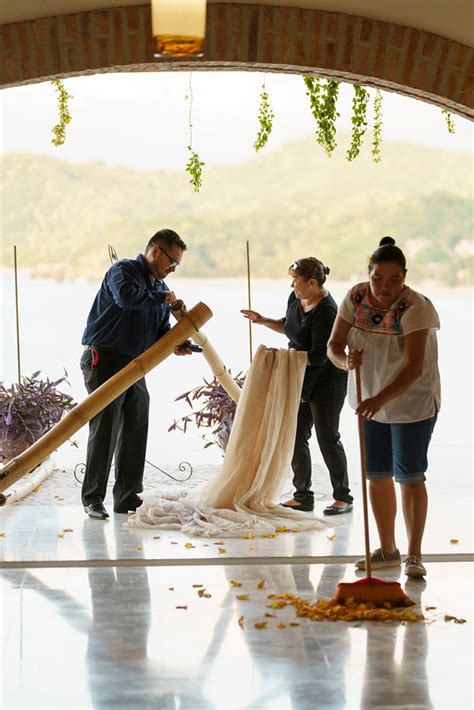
327, 236, 440, 578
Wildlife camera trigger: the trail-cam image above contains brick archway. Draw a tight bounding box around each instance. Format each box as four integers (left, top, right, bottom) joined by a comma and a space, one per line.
0, 2, 472, 119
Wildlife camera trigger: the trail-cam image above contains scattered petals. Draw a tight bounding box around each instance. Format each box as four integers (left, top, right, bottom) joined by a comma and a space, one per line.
176, 605, 187, 610
57, 533, 65, 538
261, 533, 277, 538
257, 580, 266, 589
218, 547, 227, 554
277, 623, 286, 629
444, 615, 467, 624
276, 526, 290, 533
450, 539, 459, 544
254, 622, 268, 629
153, 535, 160, 540
169, 587, 174, 591
32, 486, 41, 493
135, 545, 143, 551
197, 589, 212, 598
289, 622, 300, 627
241, 533, 255, 539
425, 606, 437, 611
230, 580, 242, 587
170, 542, 178, 545
236, 594, 250, 601
192, 584, 204, 588
54, 495, 64, 501
265, 613, 277, 618
185, 543, 196, 549
238, 615, 245, 628
327, 534, 336, 541
63, 528, 74, 533
0, 532, 6, 537
265, 594, 425, 623
213, 541, 225, 545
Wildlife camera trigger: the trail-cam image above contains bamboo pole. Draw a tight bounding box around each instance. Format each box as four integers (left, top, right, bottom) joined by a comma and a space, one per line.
0, 302, 212, 500
246, 240, 253, 364
13, 245, 21, 383
171, 302, 241, 403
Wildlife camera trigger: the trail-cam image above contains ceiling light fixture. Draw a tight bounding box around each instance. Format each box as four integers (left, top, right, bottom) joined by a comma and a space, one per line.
152, 0, 207, 58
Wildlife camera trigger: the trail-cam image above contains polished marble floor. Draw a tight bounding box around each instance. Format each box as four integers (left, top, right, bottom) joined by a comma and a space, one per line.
1, 447, 473, 709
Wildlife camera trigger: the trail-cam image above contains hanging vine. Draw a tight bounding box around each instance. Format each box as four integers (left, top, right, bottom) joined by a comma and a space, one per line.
304, 77, 340, 156
441, 108, 456, 134
371, 89, 383, 163
346, 85, 370, 161
254, 76, 274, 152
185, 73, 205, 193
50, 79, 73, 146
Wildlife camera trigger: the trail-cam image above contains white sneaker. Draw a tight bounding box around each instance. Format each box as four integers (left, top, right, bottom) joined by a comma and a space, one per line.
404, 556, 427, 577
355, 547, 401, 570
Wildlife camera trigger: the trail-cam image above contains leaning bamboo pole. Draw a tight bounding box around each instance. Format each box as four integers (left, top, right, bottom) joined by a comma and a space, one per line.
171, 302, 241, 403
0, 302, 212, 502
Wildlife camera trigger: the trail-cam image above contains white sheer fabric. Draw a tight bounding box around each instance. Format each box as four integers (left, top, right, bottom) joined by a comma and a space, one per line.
126, 345, 334, 537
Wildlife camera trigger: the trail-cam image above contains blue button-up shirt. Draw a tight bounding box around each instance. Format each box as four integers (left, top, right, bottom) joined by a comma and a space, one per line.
81, 254, 171, 358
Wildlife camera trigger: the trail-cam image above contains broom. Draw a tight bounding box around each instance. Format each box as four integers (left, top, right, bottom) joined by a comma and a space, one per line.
332, 366, 414, 607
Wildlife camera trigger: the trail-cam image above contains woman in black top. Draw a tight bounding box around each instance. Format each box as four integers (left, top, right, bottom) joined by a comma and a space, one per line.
241, 257, 352, 514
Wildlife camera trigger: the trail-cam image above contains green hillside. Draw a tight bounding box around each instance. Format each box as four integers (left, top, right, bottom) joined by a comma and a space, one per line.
1, 135, 472, 284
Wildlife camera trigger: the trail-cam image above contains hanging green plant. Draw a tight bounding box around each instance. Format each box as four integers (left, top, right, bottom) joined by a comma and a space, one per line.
184, 73, 205, 193
186, 147, 204, 193
371, 89, 383, 163
441, 108, 456, 134
254, 77, 274, 152
304, 76, 340, 156
50, 79, 73, 146
346, 85, 370, 161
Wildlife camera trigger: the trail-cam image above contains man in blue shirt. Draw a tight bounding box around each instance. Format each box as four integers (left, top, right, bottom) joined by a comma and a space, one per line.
80, 229, 190, 519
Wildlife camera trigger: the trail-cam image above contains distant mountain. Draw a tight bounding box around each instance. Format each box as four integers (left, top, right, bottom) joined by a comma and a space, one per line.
1, 135, 472, 284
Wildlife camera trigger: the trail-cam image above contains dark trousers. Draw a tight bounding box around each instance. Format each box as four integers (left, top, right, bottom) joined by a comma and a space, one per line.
291, 377, 352, 506
80, 347, 150, 510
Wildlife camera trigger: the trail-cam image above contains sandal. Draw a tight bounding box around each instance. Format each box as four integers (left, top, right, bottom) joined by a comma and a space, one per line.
323, 503, 353, 516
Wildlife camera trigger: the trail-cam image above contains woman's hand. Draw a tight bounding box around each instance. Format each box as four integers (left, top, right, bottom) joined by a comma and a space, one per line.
346, 348, 364, 370
356, 394, 386, 420
241, 309, 264, 324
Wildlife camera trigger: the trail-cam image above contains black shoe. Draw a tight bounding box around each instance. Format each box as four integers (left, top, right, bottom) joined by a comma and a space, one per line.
323, 503, 353, 516
84, 502, 109, 519
114, 498, 142, 514
280, 501, 314, 512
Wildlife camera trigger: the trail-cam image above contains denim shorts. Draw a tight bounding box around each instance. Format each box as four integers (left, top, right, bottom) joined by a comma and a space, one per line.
363, 413, 437, 484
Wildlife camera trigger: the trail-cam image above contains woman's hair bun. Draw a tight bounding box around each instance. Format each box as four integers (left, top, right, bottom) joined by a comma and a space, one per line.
379, 235, 396, 247
324, 265, 330, 275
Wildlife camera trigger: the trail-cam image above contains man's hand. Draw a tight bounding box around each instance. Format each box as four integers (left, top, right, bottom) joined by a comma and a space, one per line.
174, 340, 193, 356
164, 291, 177, 305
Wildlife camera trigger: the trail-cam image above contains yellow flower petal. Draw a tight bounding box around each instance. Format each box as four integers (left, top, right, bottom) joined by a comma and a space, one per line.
257, 580, 266, 589
277, 623, 286, 629
254, 622, 268, 629
218, 547, 227, 554
230, 580, 242, 587
153, 535, 160, 539
57, 533, 65, 538
238, 615, 245, 628
241, 533, 255, 539
185, 543, 196, 549
63, 528, 74, 533
450, 539, 459, 544
0, 532, 6, 537
327, 534, 336, 541
236, 594, 250, 601
135, 545, 143, 551
176, 606, 187, 610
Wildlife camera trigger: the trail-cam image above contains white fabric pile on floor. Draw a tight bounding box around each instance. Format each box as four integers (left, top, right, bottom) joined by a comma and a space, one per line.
126, 345, 334, 537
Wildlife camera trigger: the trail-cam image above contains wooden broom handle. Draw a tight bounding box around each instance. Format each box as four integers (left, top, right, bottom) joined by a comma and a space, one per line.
356, 366, 372, 579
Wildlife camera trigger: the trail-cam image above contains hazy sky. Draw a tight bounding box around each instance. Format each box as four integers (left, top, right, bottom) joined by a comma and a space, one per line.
1, 71, 472, 171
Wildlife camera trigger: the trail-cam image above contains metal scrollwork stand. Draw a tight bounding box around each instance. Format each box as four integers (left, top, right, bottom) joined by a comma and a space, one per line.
74, 459, 193, 485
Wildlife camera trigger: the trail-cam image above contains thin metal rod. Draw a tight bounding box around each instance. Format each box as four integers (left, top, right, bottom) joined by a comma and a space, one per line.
356, 366, 372, 578
246, 240, 253, 364
13, 245, 21, 383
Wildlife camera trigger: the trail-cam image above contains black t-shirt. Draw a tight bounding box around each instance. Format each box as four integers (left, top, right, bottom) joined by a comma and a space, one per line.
284, 291, 347, 401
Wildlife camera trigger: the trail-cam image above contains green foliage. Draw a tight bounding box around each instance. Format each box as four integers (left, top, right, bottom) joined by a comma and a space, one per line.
304, 76, 340, 156
254, 80, 274, 152
441, 108, 456, 134
372, 90, 383, 163
347, 85, 370, 161
1, 140, 472, 285
186, 146, 205, 193
50, 79, 72, 146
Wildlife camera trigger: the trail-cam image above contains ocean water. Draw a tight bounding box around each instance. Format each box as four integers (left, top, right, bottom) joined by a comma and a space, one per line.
1, 272, 472, 468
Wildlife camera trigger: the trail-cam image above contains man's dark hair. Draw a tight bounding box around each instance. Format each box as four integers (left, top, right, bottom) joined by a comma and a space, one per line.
145, 229, 187, 253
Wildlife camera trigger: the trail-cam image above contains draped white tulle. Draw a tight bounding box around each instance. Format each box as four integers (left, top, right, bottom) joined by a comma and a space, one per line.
125, 346, 334, 537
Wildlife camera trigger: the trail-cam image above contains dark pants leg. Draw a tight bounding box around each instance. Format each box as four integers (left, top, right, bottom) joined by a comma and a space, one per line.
80, 348, 149, 509
113, 377, 149, 510
291, 402, 315, 506
291, 377, 352, 505
311, 378, 352, 504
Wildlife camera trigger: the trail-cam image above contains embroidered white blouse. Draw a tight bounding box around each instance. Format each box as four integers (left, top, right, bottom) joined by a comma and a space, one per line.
339, 282, 441, 424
